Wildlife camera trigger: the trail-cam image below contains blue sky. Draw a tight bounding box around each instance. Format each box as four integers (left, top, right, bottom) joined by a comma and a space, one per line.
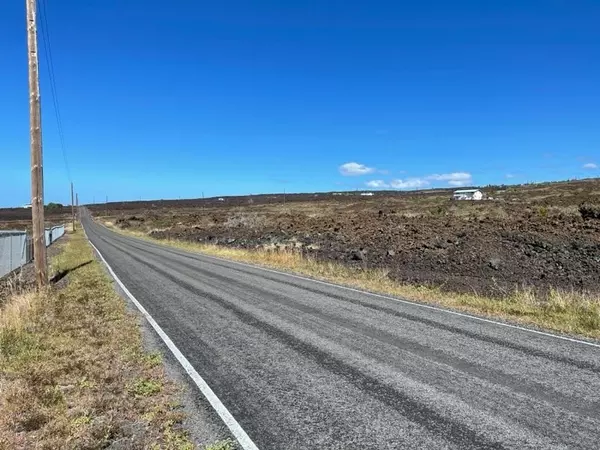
1, 0, 599, 206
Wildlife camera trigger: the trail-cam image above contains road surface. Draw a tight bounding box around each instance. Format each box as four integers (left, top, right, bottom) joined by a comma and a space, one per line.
82, 214, 600, 449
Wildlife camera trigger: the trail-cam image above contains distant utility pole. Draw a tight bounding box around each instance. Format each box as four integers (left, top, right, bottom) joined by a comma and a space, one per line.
71, 182, 76, 231
26, 0, 47, 288
76, 193, 79, 220
283, 188, 286, 205
105, 195, 108, 217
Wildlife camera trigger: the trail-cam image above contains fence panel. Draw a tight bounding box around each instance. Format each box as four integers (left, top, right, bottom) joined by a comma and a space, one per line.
44, 225, 65, 247
0, 224, 66, 279
0, 231, 28, 279
50, 225, 65, 244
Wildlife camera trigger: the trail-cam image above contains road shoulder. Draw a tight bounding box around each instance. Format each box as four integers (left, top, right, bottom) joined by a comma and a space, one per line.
0, 229, 234, 449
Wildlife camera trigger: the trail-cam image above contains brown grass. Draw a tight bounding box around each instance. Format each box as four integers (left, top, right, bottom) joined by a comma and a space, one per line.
113, 224, 600, 340
0, 230, 197, 449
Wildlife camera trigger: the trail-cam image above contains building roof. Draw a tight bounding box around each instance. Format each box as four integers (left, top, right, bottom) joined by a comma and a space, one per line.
453, 189, 481, 194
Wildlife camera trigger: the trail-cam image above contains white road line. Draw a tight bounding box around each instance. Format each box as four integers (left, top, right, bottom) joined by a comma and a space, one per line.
109, 225, 600, 350
84, 227, 260, 450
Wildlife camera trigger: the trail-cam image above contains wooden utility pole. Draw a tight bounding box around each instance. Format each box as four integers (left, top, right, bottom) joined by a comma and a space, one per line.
71, 182, 76, 231
26, 0, 47, 288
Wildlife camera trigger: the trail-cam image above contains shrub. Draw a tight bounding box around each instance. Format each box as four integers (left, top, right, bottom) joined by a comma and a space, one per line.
46, 202, 63, 210
579, 203, 600, 220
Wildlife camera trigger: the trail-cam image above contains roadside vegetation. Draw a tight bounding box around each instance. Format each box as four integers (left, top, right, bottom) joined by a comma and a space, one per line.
0, 230, 227, 449
113, 225, 600, 340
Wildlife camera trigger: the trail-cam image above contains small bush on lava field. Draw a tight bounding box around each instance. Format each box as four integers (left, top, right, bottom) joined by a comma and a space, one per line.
579, 203, 600, 220
224, 212, 266, 229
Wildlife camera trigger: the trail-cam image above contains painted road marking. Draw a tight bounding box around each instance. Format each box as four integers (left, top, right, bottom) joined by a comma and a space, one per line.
84, 227, 260, 450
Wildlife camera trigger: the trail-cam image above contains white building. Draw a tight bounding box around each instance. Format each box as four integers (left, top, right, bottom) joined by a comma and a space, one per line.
453, 189, 483, 201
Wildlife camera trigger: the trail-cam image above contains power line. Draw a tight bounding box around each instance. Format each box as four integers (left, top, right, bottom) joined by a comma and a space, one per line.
37, 0, 71, 183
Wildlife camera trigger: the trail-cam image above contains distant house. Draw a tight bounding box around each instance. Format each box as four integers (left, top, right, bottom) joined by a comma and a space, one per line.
453, 189, 483, 201
360, 192, 374, 196
22, 203, 32, 208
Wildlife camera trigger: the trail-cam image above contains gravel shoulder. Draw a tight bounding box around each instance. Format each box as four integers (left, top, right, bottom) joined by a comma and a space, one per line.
104, 265, 236, 448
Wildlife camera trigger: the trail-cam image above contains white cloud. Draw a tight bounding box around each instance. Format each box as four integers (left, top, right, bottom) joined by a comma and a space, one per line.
359, 170, 473, 190
505, 173, 515, 179
426, 172, 472, 182
425, 171, 473, 186
390, 178, 430, 189
339, 162, 376, 176
583, 163, 598, 169
448, 180, 470, 187
365, 180, 389, 188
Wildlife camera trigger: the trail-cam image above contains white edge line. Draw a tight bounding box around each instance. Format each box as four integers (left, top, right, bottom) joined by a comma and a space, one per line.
203, 253, 600, 349
114, 225, 600, 350
83, 227, 260, 450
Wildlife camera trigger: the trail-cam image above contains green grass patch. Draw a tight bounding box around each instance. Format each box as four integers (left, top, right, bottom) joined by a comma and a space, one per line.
129, 378, 163, 397
204, 439, 236, 450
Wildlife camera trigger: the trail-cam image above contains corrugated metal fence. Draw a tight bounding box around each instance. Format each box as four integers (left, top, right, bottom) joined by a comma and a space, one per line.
45, 225, 65, 247
0, 225, 65, 279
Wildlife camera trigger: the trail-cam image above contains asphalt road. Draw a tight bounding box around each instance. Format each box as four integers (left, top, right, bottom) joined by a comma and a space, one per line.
82, 214, 600, 450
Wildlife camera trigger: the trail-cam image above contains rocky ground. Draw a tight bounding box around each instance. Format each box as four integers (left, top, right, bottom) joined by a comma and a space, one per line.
62, 179, 600, 295
142, 209, 600, 296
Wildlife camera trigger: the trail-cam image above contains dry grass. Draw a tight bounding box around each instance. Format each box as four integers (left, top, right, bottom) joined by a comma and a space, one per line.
0, 230, 198, 449
114, 225, 600, 340
0, 292, 36, 333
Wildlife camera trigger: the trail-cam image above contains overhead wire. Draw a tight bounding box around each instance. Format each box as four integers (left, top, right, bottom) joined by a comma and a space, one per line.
37, 0, 72, 183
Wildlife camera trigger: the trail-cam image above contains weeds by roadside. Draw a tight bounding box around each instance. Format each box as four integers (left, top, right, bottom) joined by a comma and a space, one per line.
114, 225, 600, 340
0, 231, 197, 449
204, 440, 236, 450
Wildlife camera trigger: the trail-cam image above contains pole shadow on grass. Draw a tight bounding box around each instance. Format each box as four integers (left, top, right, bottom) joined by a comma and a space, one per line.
50, 260, 93, 284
